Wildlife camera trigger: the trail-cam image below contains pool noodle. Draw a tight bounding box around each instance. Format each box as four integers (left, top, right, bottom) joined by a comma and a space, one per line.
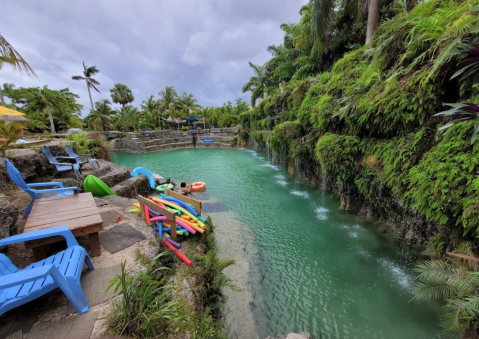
144, 205, 151, 224
163, 236, 180, 248
150, 216, 195, 234
159, 195, 199, 216
151, 197, 205, 228
177, 216, 204, 233
162, 238, 192, 266
159, 195, 207, 223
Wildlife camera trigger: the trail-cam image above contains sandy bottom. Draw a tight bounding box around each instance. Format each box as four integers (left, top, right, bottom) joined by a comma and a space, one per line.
203, 194, 266, 339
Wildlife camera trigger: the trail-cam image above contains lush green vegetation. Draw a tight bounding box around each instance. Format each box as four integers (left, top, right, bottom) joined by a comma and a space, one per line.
237, 0, 479, 333
241, 0, 479, 244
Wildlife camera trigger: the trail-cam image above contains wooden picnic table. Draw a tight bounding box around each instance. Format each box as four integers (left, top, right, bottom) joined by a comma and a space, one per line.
23, 192, 103, 260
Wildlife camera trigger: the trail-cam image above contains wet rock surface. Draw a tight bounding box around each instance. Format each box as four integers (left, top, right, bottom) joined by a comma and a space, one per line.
0, 193, 18, 251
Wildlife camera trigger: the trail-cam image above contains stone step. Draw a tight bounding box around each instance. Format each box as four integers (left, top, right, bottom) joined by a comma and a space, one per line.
143, 142, 192, 152
141, 137, 191, 146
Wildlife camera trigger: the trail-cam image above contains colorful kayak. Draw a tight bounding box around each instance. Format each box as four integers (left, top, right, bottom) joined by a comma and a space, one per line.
84, 175, 115, 197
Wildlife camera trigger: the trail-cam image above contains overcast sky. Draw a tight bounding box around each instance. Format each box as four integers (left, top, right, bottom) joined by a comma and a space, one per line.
1, 0, 308, 117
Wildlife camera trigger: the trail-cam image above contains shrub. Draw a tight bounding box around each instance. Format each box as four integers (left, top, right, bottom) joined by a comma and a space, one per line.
315, 133, 360, 184
269, 121, 301, 157
107, 254, 187, 338
407, 121, 479, 235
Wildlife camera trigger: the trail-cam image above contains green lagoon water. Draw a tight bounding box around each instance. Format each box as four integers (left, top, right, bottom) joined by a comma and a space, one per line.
112, 148, 448, 339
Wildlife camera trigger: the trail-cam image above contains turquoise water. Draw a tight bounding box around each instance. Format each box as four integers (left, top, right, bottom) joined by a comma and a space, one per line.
111, 148, 448, 339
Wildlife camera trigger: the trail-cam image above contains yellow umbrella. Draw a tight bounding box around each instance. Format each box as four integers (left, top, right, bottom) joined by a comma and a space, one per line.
0, 106, 26, 116
0, 106, 29, 122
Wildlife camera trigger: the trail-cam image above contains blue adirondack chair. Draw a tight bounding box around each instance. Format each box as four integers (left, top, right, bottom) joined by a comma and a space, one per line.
0, 226, 94, 316
64, 145, 100, 170
5, 159, 79, 219
42, 146, 81, 180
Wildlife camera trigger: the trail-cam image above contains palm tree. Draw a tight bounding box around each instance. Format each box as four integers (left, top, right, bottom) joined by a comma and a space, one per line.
413, 243, 479, 333
0, 33, 37, 106
365, 0, 380, 46
87, 99, 114, 131
141, 95, 161, 129
110, 83, 134, 110
114, 105, 139, 131
218, 113, 240, 127
2, 83, 34, 109
159, 86, 180, 128
72, 61, 101, 111
37, 85, 65, 133
177, 92, 200, 127
311, 0, 380, 48
242, 62, 267, 107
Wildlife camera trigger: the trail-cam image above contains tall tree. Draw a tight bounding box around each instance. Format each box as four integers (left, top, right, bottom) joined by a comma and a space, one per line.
365, 0, 380, 46
141, 95, 162, 129
242, 62, 267, 107
0, 32, 37, 106
37, 85, 65, 133
110, 83, 134, 110
158, 86, 178, 112
311, 0, 334, 54
177, 92, 200, 126
72, 61, 101, 111
2, 83, 33, 109
86, 99, 113, 131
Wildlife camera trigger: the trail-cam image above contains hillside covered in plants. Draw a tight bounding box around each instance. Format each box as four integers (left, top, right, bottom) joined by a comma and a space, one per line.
240, 0, 479, 251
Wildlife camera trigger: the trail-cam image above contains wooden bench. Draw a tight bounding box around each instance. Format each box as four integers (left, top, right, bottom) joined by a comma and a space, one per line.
23, 192, 103, 260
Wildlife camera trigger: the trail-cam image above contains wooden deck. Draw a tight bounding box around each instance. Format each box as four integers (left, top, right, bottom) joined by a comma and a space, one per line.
24, 192, 103, 259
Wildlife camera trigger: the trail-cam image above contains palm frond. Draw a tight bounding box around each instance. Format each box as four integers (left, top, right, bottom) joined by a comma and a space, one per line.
0, 33, 37, 78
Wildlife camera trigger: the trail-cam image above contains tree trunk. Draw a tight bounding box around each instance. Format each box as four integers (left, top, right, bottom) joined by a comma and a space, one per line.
365, 0, 380, 46
87, 82, 94, 111
47, 106, 56, 133
158, 116, 162, 130
0, 86, 5, 106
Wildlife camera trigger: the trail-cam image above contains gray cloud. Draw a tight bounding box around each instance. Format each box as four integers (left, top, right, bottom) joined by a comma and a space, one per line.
0, 0, 307, 117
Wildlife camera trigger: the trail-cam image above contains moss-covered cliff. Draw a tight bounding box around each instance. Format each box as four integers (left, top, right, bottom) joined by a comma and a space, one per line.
240, 0, 479, 251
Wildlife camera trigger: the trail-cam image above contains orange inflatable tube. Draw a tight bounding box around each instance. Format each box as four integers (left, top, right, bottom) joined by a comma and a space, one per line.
191, 181, 206, 191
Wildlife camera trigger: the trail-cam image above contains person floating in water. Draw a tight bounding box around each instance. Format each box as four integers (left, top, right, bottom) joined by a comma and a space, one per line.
179, 181, 192, 195
158, 177, 176, 186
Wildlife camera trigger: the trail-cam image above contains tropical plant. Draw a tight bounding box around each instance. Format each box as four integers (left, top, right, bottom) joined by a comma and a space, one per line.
242, 62, 267, 107
107, 254, 187, 338
114, 105, 139, 131
110, 83, 134, 110
54, 105, 82, 131
26, 110, 48, 132
141, 95, 162, 129
451, 46, 479, 82
413, 243, 479, 333
72, 61, 101, 111
177, 92, 200, 126
0, 33, 36, 106
217, 113, 239, 127
36, 85, 66, 133
0, 120, 25, 156
86, 99, 114, 131
434, 103, 479, 145
2, 83, 33, 109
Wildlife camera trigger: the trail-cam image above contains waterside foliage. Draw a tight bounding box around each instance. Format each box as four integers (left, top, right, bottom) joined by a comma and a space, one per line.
242, 0, 479, 247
